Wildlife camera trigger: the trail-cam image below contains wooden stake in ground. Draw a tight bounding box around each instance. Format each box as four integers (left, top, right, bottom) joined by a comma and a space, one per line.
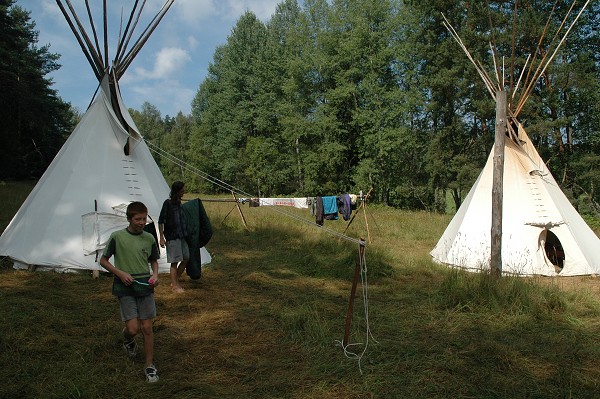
491, 91, 507, 277
343, 239, 366, 347
93, 199, 100, 278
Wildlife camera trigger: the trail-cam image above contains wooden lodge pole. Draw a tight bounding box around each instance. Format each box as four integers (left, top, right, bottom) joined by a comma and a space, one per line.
491, 91, 507, 277
231, 191, 249, 230
343, 239, 366, 347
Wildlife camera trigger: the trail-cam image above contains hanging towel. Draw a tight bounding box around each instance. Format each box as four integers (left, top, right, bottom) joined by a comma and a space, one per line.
322, 196, 339, 220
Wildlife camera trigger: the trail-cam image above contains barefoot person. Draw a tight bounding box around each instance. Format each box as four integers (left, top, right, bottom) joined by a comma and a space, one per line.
158, 181, 189, 293
100, 201, 160, 383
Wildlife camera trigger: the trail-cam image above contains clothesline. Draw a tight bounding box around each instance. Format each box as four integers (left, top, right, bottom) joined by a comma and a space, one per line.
193, 192, 368, 209
186, 188, 374, 245
189, 194, 364, 226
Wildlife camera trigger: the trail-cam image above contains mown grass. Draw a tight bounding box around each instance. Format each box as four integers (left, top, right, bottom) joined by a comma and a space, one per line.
1, 182, 600, 398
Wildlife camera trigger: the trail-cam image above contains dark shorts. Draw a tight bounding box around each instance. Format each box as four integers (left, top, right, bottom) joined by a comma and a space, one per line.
118, 294, 156, 321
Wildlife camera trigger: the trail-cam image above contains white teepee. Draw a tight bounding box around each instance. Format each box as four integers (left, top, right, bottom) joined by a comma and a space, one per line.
0, 0, 210, 272
432, 4, 599, 276
431, 122, 600, 276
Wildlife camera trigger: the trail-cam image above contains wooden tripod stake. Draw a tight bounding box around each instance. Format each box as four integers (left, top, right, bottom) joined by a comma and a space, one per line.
343, 188, 373, 243
221, 191, 249, 230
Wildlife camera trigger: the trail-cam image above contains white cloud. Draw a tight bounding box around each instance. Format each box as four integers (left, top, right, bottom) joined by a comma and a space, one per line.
130, 80, 196, 116
131, 47, 191, 80
174, 0, 219, 23
39, 0, 64, 20
187, 35, 199, 50
225, 0, 281, 21
172, 0, 280, 25
154, 47, 191, 76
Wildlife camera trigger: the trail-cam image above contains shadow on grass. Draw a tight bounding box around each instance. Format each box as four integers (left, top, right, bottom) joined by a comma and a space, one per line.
210, 221, 396, 280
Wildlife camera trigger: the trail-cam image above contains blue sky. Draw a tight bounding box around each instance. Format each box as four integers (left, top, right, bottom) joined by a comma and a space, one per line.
20, 0, 285, 117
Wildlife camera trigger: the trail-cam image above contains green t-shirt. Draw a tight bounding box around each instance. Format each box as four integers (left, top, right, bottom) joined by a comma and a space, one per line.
103, 228, 159, 297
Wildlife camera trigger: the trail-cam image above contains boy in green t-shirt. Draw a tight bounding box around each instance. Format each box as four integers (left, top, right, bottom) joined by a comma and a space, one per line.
100, 201, 161, 383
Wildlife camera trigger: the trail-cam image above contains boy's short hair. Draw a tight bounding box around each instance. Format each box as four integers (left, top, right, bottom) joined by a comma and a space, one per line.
126, 201, 148, 220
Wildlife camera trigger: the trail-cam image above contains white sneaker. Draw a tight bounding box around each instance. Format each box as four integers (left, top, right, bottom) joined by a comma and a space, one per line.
145, 364, 159, 383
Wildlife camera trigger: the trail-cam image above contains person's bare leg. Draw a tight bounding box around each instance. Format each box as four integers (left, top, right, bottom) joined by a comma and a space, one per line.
170, 263, 184, 292
141, 318, 158, 382
140, 319, 154, 367
124, 318, 140, 338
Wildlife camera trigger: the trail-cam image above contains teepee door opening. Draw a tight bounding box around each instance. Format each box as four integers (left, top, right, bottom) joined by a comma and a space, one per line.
542, 230, 565, 273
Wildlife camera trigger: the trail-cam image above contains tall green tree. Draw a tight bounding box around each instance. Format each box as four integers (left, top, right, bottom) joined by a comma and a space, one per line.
283, 0, 336, 195
130, 102, 166, 171
334, 0, 409, 205
191, 12, 268, 194
395, 1, 489, 211
130, 102, 165, 143
0, 1, 74, 179
161, 112, 193, 185
519, 1, 600, 211
185, 121, 217, 194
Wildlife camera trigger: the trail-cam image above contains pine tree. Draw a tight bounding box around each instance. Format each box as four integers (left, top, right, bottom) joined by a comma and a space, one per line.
0, 1, 74, 179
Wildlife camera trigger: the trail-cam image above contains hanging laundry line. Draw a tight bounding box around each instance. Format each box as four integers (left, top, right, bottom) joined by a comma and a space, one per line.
192, 190, 375, 243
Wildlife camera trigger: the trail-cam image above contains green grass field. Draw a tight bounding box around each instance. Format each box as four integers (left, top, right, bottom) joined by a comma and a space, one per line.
2, 181, 600, 398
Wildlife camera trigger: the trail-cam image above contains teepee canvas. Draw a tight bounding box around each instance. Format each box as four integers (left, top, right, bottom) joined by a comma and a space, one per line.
0, 1, 210, 272
431, 4, 599, 276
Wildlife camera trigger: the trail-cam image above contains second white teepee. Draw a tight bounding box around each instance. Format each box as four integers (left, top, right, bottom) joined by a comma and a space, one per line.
431, 123, 600, 276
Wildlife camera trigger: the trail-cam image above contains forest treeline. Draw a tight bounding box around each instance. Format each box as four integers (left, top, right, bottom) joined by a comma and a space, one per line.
3, 0, 600, 214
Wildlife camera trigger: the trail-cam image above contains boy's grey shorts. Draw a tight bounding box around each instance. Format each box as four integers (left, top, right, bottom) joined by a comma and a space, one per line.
166, 238, 190, 263
118, 294, 156, 321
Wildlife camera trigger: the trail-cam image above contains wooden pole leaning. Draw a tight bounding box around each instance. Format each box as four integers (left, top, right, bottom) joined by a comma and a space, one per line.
232, 191, 249, 230
491, 90, 507, 278
343, 238, 367, 348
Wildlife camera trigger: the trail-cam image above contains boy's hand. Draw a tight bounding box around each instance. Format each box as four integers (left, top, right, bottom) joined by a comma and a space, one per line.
118, 271, 134, 285
149, 274, 159, 286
